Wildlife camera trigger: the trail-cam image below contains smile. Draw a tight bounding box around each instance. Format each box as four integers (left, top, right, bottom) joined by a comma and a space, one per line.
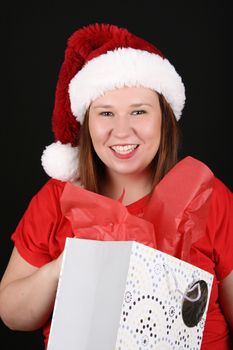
110, 144, 138, 155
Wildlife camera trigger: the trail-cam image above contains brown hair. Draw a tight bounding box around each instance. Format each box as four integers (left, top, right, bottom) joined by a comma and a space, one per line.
78, 93, 181, 193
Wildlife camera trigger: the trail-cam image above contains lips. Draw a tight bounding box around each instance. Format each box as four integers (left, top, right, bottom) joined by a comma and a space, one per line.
110, 144, 138, 155
110, 144, 139, 159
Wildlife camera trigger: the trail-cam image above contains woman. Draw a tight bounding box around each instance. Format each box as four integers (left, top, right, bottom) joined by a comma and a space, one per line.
0, 23, 232, 349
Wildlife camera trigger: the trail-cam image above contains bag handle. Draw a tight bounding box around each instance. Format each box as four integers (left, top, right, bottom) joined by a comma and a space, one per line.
163, 264, 201, 302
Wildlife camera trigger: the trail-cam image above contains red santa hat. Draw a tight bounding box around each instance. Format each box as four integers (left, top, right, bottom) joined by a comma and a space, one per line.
41, 23, 185, 182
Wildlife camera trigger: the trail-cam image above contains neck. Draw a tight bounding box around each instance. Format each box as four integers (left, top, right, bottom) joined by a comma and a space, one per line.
101, 171, 153, 205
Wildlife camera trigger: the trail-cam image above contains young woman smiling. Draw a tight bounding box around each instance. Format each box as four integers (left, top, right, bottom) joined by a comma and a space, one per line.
0, 23, 232, 349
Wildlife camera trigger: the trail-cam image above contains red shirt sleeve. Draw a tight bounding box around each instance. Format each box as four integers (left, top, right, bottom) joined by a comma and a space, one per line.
11, 179, 68, 267
208, 177, 233, 281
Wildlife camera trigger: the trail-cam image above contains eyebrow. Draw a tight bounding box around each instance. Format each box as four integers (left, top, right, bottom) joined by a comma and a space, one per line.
92, 103, 153, 109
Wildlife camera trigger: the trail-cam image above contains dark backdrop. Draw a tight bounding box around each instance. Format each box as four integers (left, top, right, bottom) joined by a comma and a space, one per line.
0, 1, 232, 349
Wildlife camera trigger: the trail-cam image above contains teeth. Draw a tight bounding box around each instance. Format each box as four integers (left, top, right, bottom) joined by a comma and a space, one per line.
111, 145, 138, 154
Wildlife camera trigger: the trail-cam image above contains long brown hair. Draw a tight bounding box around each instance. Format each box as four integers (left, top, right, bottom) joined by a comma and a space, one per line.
78, 93, 181, 193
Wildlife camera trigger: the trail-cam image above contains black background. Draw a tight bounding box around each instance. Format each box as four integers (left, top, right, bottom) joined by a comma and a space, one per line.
0, 1, 232, 348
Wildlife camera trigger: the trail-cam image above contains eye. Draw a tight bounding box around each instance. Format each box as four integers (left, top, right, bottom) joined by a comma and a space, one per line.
132, 110, 146, 116
100, 111, 114, 117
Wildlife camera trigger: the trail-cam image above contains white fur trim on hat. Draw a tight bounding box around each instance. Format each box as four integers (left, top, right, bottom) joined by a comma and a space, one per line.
41, 141, 79, 181
69, 48, 185, 122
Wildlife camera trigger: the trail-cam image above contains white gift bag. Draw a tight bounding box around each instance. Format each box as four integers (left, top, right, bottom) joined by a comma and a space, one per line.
47, 238, 213, 350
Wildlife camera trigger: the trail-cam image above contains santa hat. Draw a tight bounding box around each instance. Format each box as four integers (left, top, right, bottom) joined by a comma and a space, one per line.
41, 23, 185, 182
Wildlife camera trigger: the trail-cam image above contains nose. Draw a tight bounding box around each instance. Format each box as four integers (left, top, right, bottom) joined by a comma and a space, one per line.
112, 115, 132, 138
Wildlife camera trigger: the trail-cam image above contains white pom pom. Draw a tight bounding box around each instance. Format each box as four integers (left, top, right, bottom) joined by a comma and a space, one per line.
41, 141, 79, 181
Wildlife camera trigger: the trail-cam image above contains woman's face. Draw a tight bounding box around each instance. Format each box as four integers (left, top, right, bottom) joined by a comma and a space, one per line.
88, 87, 162, 179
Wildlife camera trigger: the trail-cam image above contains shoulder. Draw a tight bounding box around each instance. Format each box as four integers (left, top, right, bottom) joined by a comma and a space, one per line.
209, 176, 232, 216
173, 156, 214, 182
35, 178, 67, 198
204, 175, 232, 243
175, 156, 232, 213
212, 176, 232, 196
176, 156, 213, 174
40, 178, 67, 190
25, 179, 68, 213
32, 179, 86, 210
178, 156, 232, 193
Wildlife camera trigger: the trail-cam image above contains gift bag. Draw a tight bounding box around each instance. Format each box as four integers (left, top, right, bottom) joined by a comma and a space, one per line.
47, 238, 213, 350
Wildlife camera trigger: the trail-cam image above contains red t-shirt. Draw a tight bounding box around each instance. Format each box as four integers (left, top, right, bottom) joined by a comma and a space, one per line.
11, 176, 233, 349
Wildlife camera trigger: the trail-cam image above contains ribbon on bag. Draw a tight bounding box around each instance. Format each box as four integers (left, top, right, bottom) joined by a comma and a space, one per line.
60, 156, 214, 261
60, 182, 157, 249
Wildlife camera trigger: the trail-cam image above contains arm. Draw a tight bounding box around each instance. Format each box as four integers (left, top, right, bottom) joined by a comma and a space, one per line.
219, 270, 233, 329
0, 247, 63, 331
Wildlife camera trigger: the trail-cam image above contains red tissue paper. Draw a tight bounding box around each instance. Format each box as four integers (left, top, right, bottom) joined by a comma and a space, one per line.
60, 157, 214, 261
